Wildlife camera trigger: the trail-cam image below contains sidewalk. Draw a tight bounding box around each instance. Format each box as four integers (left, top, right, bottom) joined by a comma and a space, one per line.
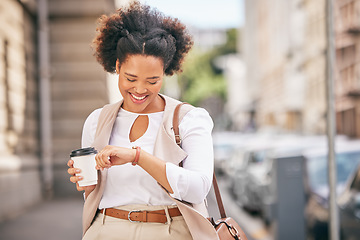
0, 197, 84, 240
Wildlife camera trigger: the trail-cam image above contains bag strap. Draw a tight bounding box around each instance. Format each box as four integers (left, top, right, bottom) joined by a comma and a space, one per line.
211, 172, 227, 219
173, 103, 227, 219
173, 102, 188, 146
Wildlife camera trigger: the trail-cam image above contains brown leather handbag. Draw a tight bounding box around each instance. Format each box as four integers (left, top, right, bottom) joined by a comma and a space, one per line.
210, 174, 248, 240
173, 103, 248, 240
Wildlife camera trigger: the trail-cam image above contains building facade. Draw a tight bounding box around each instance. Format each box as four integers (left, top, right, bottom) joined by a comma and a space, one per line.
244, 0, 359, 138
335, 0, 360, 138
243, 0, 307, 133
0, 0, 115, 223
48, 0, 114, 197
0, 0, 42, 222
302, 0, 327, 135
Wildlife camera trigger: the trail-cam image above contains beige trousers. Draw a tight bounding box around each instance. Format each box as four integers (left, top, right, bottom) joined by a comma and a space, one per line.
82, 205, 193, 240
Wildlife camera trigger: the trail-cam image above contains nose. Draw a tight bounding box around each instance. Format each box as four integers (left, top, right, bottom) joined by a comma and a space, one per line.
134, 82, 147, 94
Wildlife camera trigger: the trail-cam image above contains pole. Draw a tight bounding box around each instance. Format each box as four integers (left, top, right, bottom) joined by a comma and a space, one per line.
38, 0, 53, 199
325, 0, 339, 239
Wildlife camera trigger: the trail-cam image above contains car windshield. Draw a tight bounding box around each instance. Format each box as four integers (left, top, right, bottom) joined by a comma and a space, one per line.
250, 150, 268, 164
307, 151, 360, 191
214, 144, 234, 156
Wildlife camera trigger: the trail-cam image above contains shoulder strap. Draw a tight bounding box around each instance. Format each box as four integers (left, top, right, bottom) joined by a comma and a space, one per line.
172, 103, 227, 219
211, 173, 227, 218
173, 102, 189, 146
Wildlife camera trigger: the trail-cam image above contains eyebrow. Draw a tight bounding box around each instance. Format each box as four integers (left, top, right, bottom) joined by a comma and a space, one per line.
125, 72, 160, 80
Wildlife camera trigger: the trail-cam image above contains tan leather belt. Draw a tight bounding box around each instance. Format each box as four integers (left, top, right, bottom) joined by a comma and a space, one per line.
98, 207, 182, 224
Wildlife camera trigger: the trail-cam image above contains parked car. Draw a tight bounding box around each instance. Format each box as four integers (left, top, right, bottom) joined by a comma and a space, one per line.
241, 135, 346, 223
239, 136, 303, 213
230, 135, 276, 212
338, 163, 360, 239
241, 146, 273, 213
212, 132, 252, 175
259, 135, 331, 224
304, 141, 360, 240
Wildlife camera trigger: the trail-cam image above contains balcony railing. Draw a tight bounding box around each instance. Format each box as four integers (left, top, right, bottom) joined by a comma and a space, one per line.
338, 0, 360, 34
346, 88, 360, 97
347, 25, 360, 34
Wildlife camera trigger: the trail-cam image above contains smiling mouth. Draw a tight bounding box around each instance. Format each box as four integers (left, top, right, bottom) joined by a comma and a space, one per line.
130, 93, 148, 101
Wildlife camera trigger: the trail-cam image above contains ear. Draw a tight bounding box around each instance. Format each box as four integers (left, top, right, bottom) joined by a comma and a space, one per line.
116, 59, 120, 73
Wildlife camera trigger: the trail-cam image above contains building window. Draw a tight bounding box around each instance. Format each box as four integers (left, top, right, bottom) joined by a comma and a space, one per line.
337, 45, 357, 94
340, 0, 356, 31
337, 108, 357, 138
285, 111, 302, 132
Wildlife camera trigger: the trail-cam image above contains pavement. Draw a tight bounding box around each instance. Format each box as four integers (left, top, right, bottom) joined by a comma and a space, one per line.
0, 177, 272, 240
0, 197, 84, 240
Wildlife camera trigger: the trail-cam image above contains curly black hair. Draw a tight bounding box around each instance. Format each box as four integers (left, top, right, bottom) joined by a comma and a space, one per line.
92, 1, 193, 76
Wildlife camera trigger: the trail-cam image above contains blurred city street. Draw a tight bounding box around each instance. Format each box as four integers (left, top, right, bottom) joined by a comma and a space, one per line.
0, 197, 84, 240
2, 0, 360, 239
1, 136, 360, 240
0, 177, 270, 240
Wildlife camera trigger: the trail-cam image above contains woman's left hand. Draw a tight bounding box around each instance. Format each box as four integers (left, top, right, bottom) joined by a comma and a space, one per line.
95, 145, 135, 170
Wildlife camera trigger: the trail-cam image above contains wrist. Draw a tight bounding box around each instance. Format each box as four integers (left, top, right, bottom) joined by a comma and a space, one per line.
131, 146, 141, 166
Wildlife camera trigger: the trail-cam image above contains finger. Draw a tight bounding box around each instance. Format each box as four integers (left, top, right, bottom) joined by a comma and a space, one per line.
102, 157, 111, 168
70, 175, 83, 183
67, 168, 81, 175
70, 175, 81, 183
96, 151, 111, 168
103, 148, 113, 166
95, 153, 104, 169
101, 150, 111, 165
95, 151, 104, 165
94, 163, 102, 171
67, 159, 74, 168
95, 156, 105, 171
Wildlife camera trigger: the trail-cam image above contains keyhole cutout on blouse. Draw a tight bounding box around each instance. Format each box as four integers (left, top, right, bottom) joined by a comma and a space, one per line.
129, 115, 149, 142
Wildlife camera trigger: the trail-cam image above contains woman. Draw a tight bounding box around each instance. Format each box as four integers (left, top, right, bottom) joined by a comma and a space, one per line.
67, 2, 214, 239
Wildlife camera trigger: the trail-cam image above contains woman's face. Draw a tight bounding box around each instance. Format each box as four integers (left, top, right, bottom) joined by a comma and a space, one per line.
116, 54, 164, 113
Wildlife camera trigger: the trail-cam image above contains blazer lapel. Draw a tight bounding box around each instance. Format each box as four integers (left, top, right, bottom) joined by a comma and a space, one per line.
92, 100, 123, 151
91, 99, 123, 194
82, 100, 123, 234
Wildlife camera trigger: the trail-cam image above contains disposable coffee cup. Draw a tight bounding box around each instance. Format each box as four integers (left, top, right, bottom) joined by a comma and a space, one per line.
70, 147, 98, 187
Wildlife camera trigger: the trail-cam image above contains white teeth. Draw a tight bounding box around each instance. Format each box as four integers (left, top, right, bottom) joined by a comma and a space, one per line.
131, 93, 146, 100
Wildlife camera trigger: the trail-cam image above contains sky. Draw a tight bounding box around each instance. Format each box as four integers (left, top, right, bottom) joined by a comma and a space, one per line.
138, 0, 244, 29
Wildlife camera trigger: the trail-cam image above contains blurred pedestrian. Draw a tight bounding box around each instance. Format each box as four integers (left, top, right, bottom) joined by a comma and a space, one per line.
66, 1, 214, 239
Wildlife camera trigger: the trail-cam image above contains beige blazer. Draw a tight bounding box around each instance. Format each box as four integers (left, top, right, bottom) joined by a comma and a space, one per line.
82, 94, 219, 240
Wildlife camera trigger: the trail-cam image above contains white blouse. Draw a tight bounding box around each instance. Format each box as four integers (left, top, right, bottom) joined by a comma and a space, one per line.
81, 107, 214, 208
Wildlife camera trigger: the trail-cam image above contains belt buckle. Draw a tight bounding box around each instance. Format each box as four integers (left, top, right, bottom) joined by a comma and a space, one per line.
128, 210, 142, 223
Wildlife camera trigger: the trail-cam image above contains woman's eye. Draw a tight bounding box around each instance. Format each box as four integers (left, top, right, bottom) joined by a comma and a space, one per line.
149, 81, 158, 85
127, 78, 136, 82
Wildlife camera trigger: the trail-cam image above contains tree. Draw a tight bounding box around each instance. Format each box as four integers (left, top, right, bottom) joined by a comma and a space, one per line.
178, 28, 239, 106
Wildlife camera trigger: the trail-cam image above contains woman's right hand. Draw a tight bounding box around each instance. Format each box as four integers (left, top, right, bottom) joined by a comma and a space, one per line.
67, 159, 96, 199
